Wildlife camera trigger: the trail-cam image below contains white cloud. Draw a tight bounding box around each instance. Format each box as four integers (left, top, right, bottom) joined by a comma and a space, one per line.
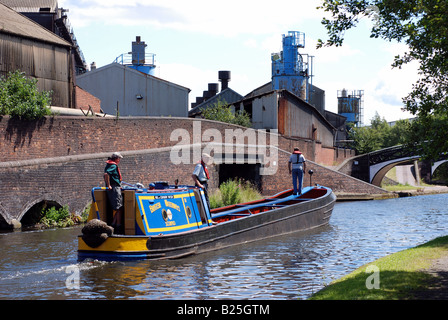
60, 0, 422, 123
306, 37, 362, 63
244, 38, 258, 49
363, 60, 419, 123
60, 0, 323, 36
319, 59, 419, 124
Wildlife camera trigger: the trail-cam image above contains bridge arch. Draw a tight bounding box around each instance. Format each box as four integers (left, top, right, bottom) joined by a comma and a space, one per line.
432, 160, 448, 175
19, 194, 66, 227
361, 146, 448, 186
370, 156, 421, 186
0, 203, 10, 228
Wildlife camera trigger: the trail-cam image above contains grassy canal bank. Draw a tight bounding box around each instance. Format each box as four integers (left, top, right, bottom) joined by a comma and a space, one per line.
309, 235, 448, 300
335, 184, 448, 201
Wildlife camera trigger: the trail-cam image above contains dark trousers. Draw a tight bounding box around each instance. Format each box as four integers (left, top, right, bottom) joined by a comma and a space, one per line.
292, 169, 304, 195
196, 181, 210, 209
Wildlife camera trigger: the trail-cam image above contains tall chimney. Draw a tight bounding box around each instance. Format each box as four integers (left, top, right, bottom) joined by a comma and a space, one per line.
132, 36, 147, 65
208, 83, 219, 96
218, 70, 231, 91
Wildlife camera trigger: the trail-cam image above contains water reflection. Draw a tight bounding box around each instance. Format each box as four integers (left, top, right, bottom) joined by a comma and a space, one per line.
0, 193, 447, 299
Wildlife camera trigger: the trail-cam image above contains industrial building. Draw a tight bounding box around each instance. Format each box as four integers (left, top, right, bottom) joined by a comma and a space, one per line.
0, 2, 75, 108
235, 89, 335, 143
188, 71, 244, 117
189, 31, 350, 152
76, 37, 190, 117
0, 0, 87, 75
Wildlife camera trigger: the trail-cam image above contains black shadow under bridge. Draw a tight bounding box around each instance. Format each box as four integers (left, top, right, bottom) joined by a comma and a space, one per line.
345, 145, 448, 186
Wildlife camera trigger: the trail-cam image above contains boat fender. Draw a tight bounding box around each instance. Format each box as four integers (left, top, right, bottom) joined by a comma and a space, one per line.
81, 219, 114, 248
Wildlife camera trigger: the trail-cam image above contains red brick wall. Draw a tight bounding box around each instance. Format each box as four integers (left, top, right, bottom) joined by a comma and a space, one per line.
260, 150, 385, 196
0, 116, 354, 164
0, 116, 384, 224
0, 148, 220, 225
75, 86, 101, 113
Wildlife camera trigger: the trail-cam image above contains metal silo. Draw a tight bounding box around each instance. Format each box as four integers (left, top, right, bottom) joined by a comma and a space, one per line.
337, 89, 364, 127
271, 31, 313, 101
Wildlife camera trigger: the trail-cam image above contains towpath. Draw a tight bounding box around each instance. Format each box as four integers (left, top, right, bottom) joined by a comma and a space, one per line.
412, 253, 448, 299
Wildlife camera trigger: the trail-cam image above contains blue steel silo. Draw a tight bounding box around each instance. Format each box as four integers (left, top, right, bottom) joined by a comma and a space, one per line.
114, 36, 156, 76
337, 89, 364, 127
271, 31, 313, 101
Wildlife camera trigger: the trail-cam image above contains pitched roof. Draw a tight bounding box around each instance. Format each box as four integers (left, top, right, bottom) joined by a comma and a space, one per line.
77, 62, 191, 92
188, 88, 244, 117
0, 2, 70, 47
0, 0, 58, 12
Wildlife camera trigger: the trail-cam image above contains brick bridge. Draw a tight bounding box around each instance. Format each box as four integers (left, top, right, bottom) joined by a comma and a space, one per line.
0, 116, 386, 229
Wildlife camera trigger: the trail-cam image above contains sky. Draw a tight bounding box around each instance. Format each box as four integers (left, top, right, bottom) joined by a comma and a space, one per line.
59, 0, 420, 125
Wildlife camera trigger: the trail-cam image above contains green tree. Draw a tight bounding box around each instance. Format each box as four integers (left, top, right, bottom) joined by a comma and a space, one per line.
348, 113, 387, 154
407, 113, 448, 160
386, 118, 412, 147
349, 125, 381, 154
348, 113, 412, 154
370, 112, 391, 146
201, 98, 252, 127
317, 0, 448, 160
0, 70, 52, 120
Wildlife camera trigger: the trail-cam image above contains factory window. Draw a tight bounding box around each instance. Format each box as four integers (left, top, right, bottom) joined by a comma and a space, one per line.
243, 101, 253, 120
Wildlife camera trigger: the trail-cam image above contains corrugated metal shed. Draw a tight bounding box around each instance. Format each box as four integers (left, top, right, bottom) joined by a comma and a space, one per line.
232, 89, 336, 148
278, 90, 335, 147
0, 0, 58, 12
0, 3, 74, 108
76, 63, 190, 117
0, 3, 69, 46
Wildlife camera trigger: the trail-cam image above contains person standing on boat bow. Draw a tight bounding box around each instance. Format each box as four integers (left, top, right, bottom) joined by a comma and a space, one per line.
288, 147, 306, 196
192, 153, 211, 208
104, 152, 124, 234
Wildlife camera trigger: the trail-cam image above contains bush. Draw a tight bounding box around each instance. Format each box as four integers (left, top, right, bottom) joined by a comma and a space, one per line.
0, 70, 52, 120
39, 205, 74, 228
220, 179, 241, 206
209, 179, 262, 209
201, 98, 252, 127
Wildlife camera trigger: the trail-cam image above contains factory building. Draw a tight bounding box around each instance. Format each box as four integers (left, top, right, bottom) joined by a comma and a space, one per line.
76, 37, 190, 117
233, 89, 335, 147
0, 0, 87, 75
0, 2, 75, 108
188, 71, 244, 118
191, 31, 348, 153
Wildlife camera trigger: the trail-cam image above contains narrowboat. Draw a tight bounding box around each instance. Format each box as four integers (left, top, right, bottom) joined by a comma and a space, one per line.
78, 182, 336, 261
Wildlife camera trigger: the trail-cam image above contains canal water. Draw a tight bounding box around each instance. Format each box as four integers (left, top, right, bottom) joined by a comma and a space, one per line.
0, 193, 447, 300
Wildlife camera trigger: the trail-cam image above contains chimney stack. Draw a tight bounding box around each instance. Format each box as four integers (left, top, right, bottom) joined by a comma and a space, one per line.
218, 70, 231, 91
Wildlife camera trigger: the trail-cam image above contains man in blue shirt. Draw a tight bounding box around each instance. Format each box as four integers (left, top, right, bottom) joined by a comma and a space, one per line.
288, 147, 306, 195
